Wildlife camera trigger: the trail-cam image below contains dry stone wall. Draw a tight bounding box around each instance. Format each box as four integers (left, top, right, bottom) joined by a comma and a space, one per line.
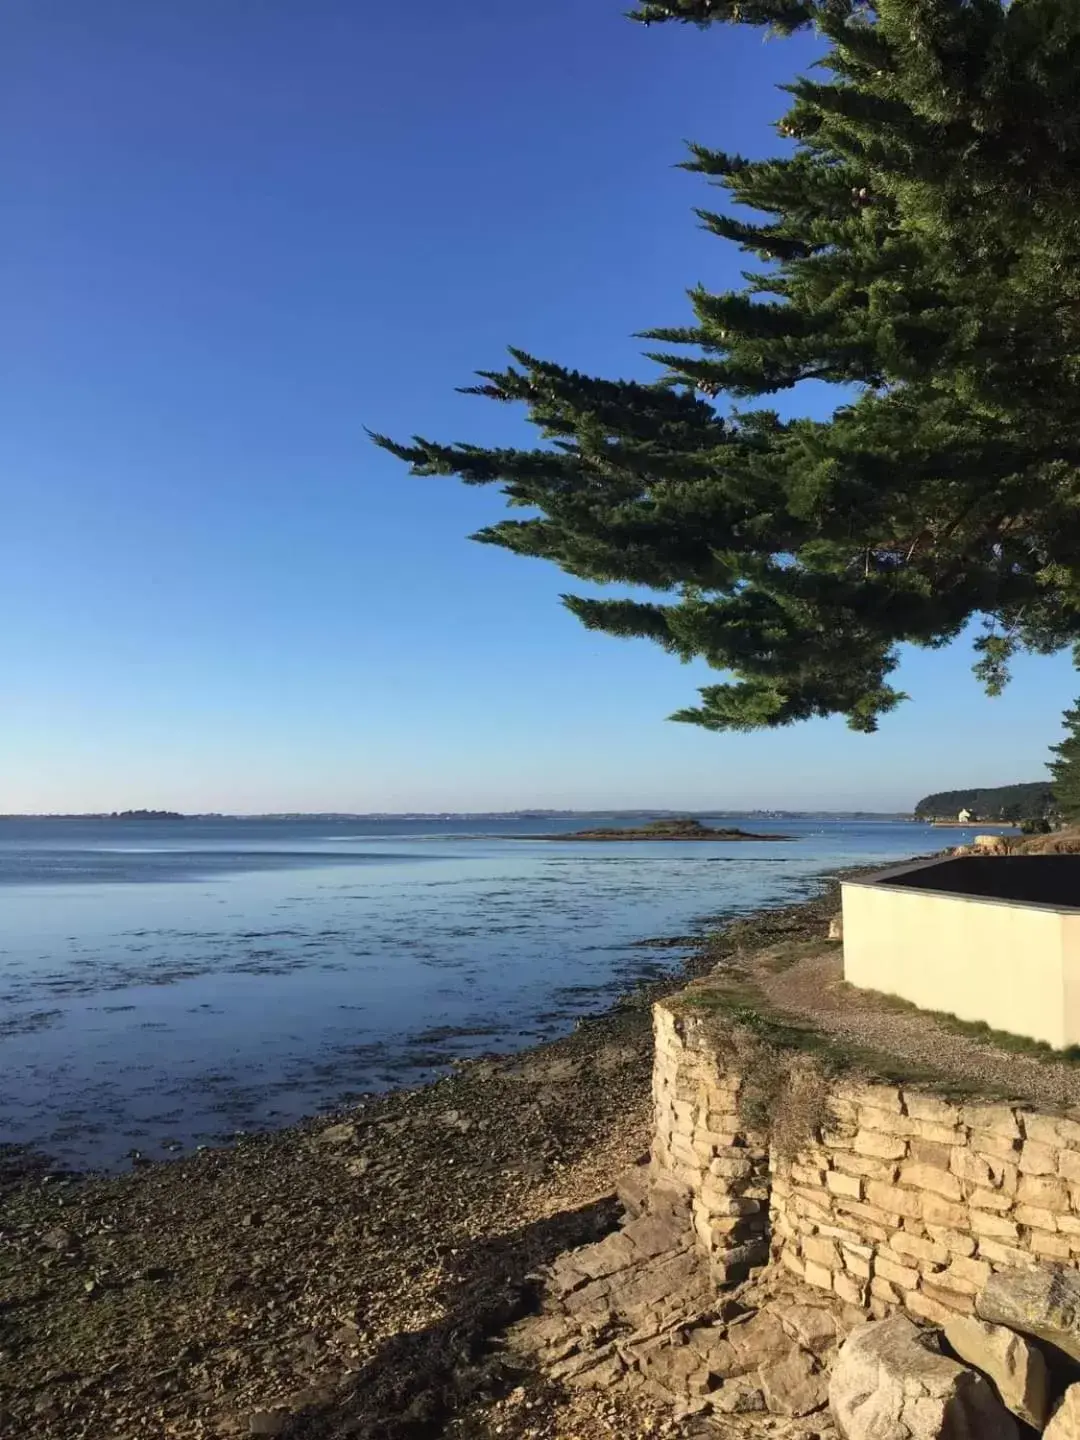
651, 1003, 771, 1284
652, 998, 1080, 1324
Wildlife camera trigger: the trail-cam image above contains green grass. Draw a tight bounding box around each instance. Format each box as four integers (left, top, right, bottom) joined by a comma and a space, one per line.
836, 981, 1080, 1066
672, 973, 1014, 1102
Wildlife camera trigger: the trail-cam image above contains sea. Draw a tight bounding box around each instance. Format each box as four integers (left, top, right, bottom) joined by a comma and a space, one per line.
0, 813, 961, 1172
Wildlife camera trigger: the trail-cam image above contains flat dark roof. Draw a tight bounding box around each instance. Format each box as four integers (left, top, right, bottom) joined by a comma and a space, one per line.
844, 855, 1080, 912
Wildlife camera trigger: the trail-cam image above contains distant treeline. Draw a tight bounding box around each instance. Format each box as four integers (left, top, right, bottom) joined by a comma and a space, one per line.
914, 783, 1055, 820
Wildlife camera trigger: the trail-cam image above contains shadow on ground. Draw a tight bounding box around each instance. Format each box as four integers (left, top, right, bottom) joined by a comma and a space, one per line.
282, 1196, 620, 1440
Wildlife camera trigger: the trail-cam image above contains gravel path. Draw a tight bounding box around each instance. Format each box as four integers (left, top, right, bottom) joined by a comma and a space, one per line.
754, 944, 1080, 1113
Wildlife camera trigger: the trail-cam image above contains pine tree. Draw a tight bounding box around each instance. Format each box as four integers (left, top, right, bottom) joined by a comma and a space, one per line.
1049, 701, 1080, 824
374, 0, 1080, 733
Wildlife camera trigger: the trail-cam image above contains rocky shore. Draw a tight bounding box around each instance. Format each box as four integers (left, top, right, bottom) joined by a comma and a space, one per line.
0, 882, 846, 1440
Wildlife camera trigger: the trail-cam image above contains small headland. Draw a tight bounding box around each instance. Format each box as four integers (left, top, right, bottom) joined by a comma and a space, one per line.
511, 817, 792, 842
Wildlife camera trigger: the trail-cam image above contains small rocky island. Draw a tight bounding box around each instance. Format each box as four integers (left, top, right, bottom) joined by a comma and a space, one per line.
519, 817, 792, 842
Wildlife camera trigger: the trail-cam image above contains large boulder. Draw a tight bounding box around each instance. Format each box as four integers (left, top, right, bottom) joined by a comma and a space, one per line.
1046, 1383, 1080, 1438
944, 1316, 1049, 1429
829, 1317, 1019, 1440
976, 1266, 1080, 1363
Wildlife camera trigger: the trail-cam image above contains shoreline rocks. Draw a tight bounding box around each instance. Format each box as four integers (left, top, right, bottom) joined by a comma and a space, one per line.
829, 1316, 1019, 1439
977, 1268, 1080, 1364
944, 1315, 1050, 1428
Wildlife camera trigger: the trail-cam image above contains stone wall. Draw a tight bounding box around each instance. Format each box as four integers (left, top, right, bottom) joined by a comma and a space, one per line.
651, 1002, 771, 1283
652, 997, 1080, 1325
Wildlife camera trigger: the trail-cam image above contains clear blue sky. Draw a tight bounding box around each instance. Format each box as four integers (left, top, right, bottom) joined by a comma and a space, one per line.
3, 1, 1075, 814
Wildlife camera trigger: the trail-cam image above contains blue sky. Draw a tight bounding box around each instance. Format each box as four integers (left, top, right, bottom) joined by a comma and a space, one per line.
3, 0, 1076, 814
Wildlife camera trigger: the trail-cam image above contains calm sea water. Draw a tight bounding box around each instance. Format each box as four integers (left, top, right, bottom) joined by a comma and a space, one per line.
0, 814, 957, 1171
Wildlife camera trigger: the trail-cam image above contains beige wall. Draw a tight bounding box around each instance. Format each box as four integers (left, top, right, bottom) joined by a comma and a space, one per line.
841, 881, 1080, 1049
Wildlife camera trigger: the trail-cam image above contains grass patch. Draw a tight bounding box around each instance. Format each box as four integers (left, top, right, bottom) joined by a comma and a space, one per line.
673, 970, 1014, 1106
837, 981, 1080, 1066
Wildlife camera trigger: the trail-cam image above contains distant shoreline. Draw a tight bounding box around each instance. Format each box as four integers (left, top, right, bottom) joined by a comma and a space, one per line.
0, 809, 913, 822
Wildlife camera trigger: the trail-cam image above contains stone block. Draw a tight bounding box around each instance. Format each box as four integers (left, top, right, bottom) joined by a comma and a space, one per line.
701, 1213, 757, 1239
971, 1211, 1020, 1240
905, 1288, 960, 1326
843, 1082, 903, 1113
997, 1162, 1020, 1196
817, 1221, 865, 1246
853, 1130, 908, 1161
699, 1193, 762, 1218
1045, 1383, 1080, 1440
759, 1346, 829, 1418
858, 1106, 913, 1136
936, 1266, 979, 1298
976, 1238, 1037, 1269
709, 1154, 753, 1181
951, 1148, 996, 1187
972, 1130, 1024, 1164
945, 1255, 992, 1291
713, 1238, 769, 1284
909, 1138, 953, 1170
820, 1129, 854, 1150
1014, 1203, 1058, 1231
911, 1119, 966, 1146
1019, 1141, 1058, 1176
1058, 1149, 1080, 1184
779, 1246, 805, 1279
944, 1317, 1050, 1429
671, 1099, 697, 1127
833, 1271, 866, 1307
919, 1281, 975, 1316
1022, 1112, 1080, 1148
875, 1254, 919, 1290
771, 1210, 795, 1241
969, 1187, 1014, 1212
899, 1163, 962, 1200
827, 1096, 860, 1125
1058, 1213, 1080, 1235
865, 1180, 921, 1220
1030, 1231, 1072, 1260
830, 1198, 892, 1240
905, 1091, 962, 1125
834, 1153, 899, 1182
925, 1224, 977, 1257
830, 1316, 1019, 1439
920, 1194, 971, 1230
889, 1231, 949, 1265
842, 1247, 871, 1280
790, 1162, 826, 1188
1017, 1173, 1071, 1210
793, 1190, 833, 1225
825, 1169, 862, 1199
803, 1259, 833, 1291
870, 1275, 900, 1303
668, 1137, 704, 1171
978, 1266, 1080, 1362
802, 1234, 840, 1269
964, 1102, 1021, 1139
